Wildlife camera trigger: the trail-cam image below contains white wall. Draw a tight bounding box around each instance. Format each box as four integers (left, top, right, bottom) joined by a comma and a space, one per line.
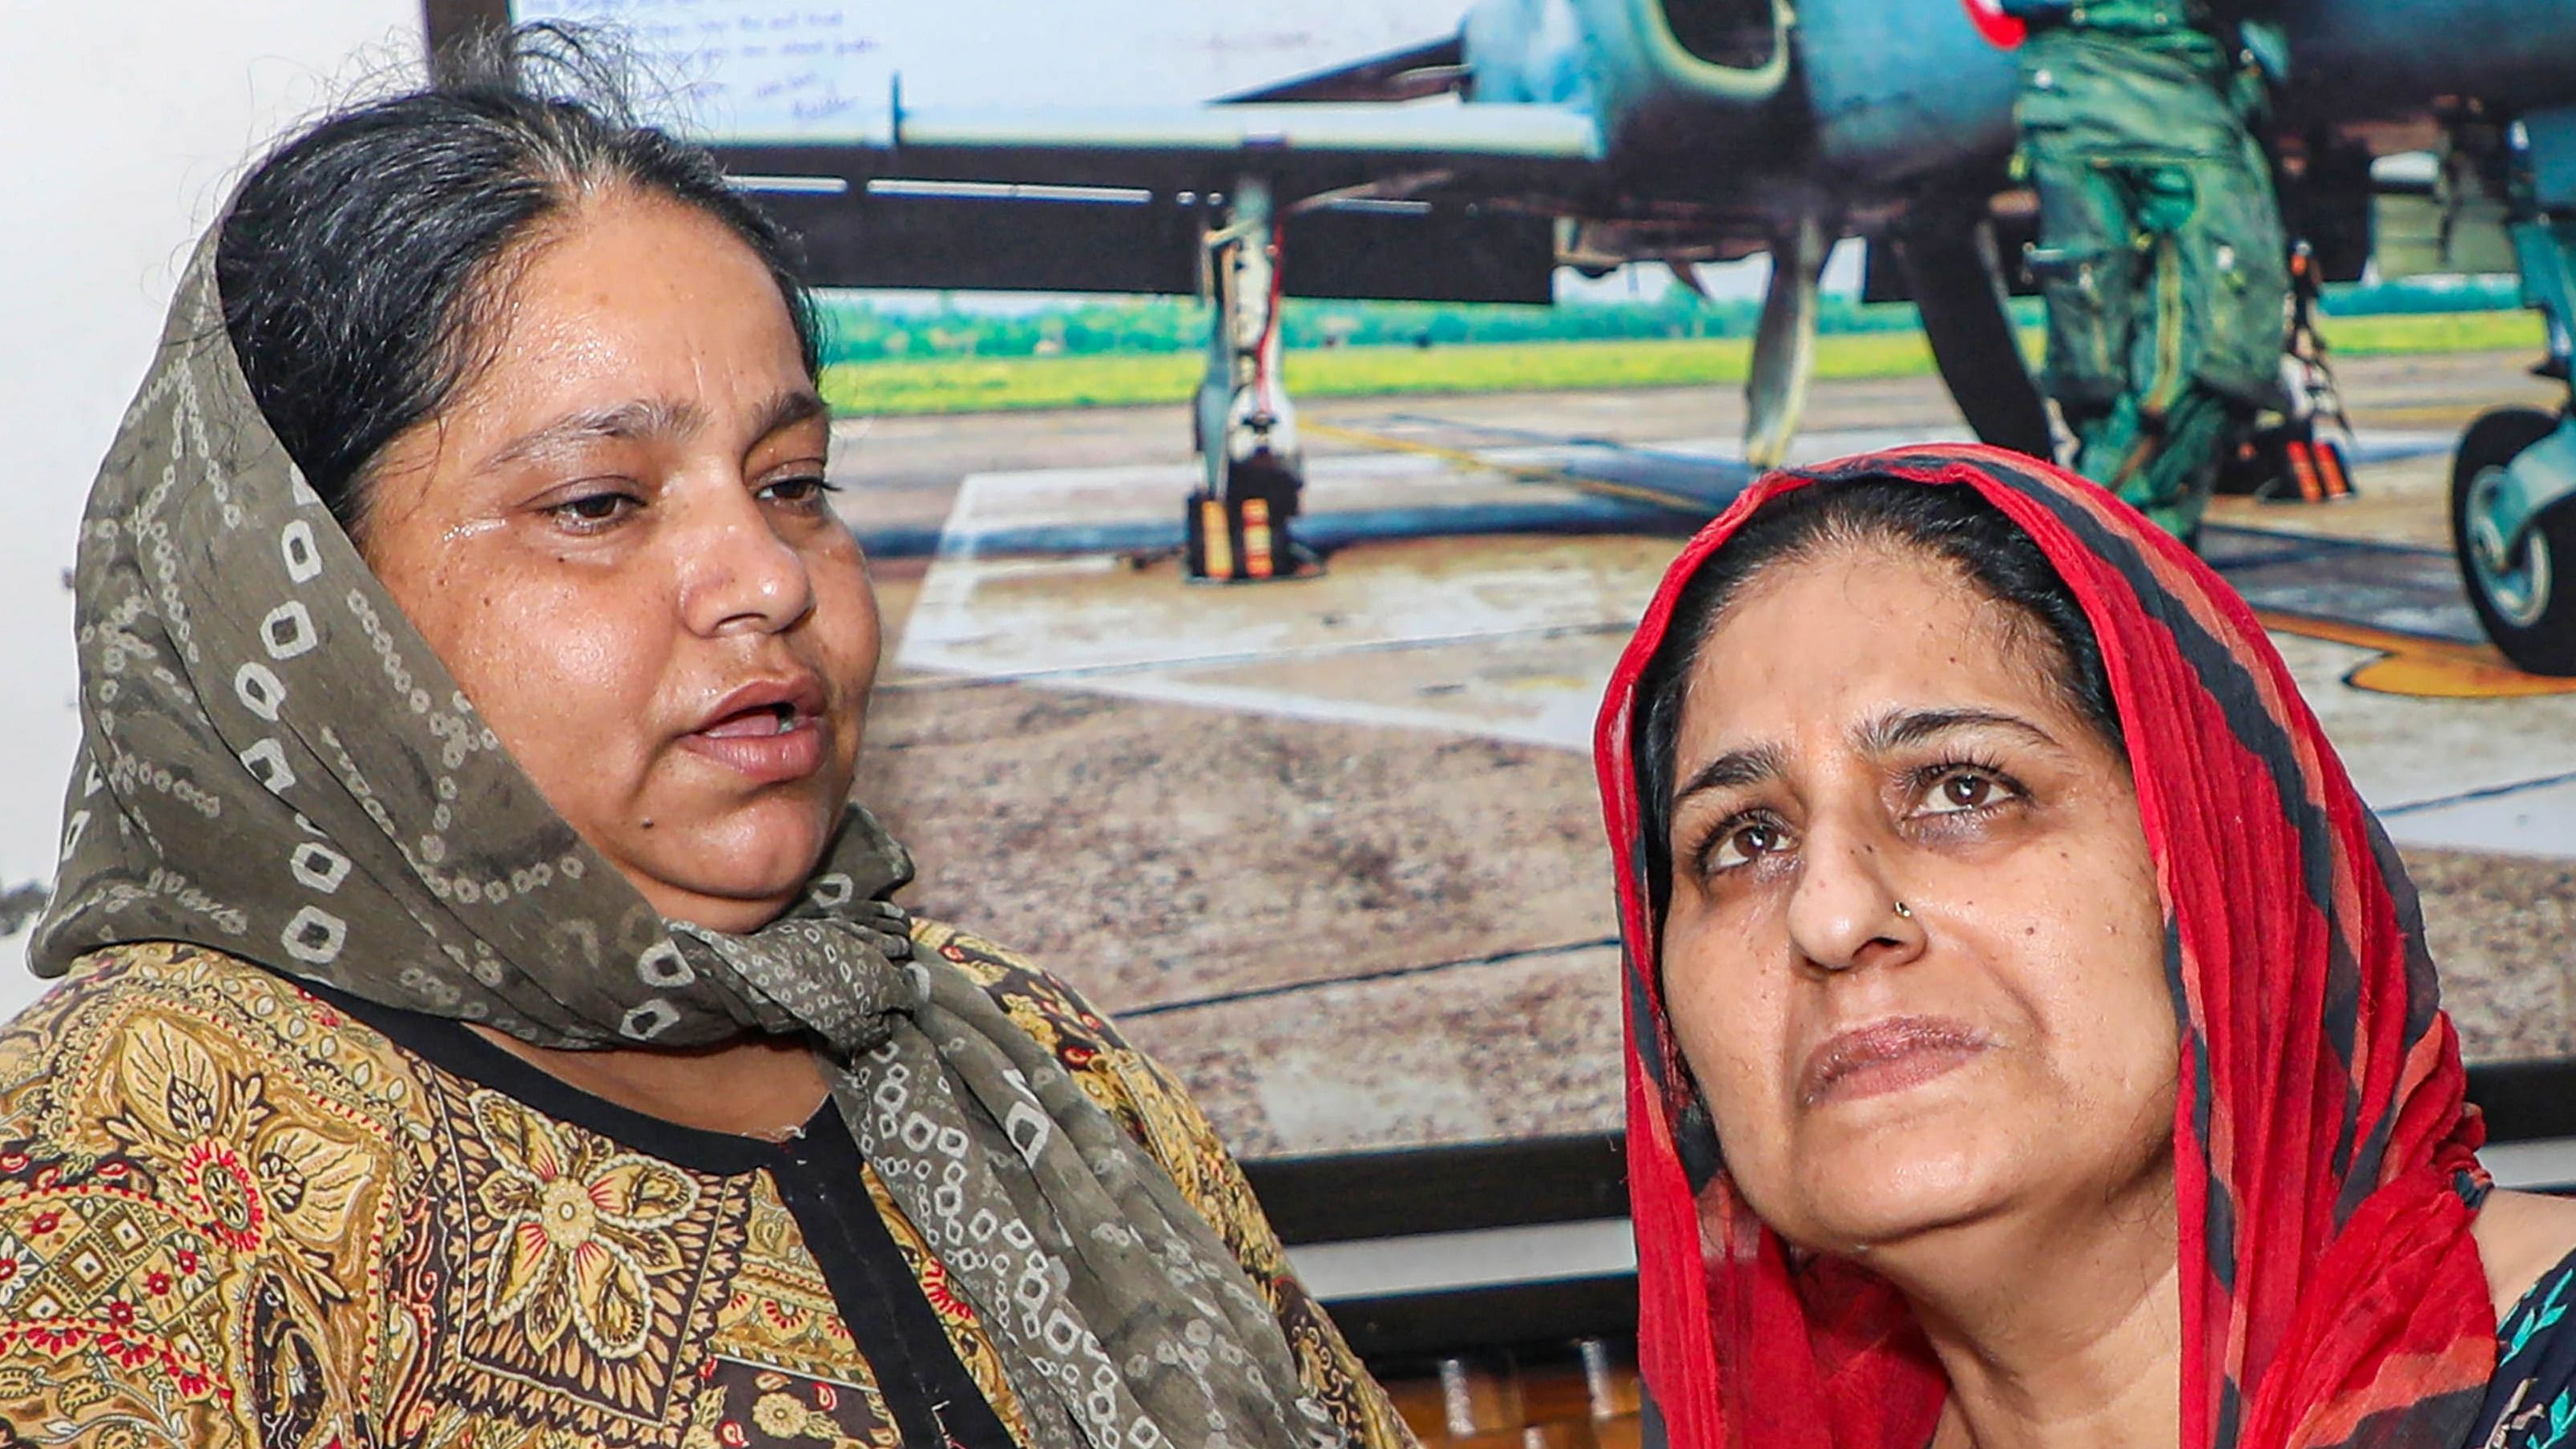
0, 2, 423, 1015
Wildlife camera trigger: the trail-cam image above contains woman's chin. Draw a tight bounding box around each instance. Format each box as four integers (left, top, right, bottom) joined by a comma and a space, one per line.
611, 821, 840, 930
1779, 1140, 2016, 1254
655, 890, 803, 934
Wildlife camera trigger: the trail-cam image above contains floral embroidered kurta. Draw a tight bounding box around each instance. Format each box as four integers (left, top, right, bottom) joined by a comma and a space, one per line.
0, 923, 1407, 1449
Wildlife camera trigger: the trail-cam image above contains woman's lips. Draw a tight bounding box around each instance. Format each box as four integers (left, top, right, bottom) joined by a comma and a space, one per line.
679, 702, 826, 783
679, 675, 831, 784
1800, 1016, 1994, 1107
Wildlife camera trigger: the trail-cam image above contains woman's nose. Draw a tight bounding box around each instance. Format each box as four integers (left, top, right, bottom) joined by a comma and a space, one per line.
676, 488, 815, 637
1783, 827, 1923, 975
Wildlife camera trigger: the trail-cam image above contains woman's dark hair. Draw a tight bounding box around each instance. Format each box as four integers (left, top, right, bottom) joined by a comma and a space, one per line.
1631, 477, 2125, 923
216, 24, 819, 539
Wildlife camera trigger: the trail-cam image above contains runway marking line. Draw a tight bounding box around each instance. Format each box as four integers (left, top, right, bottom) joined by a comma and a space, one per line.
2380, 766, 2576, 820
1304, 422, 1716, 512
2254, 610, 2576, 698
1316, 422, 2576, 700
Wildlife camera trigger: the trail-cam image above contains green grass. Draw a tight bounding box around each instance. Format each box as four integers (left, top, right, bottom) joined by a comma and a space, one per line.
2305, 309, 2542, 356
817, 310, 2546, 418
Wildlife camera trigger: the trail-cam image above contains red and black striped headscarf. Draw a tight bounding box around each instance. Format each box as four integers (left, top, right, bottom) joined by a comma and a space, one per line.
1596, 446, 2494, 1449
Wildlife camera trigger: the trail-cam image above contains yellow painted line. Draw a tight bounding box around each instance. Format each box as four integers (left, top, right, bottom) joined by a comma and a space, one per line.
1305, 422, 1719, 514
2254, 610, 2576, 697
2351, 405, 2484, 429
2354, 402, 2562, 430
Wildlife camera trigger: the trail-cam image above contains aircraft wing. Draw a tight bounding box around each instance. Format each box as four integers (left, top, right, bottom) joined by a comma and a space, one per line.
719, 101, 1605, 304
1213, 35, 1469, 105
872, 101, 1601, 183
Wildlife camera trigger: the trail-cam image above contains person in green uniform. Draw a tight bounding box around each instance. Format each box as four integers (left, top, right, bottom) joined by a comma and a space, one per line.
2006, 0, 2289, 541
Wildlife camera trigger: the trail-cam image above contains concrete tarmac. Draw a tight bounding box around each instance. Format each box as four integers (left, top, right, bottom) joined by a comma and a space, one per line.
843, 350, 2576, 1160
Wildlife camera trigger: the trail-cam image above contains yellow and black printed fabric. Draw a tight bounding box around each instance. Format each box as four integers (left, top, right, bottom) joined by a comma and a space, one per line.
0, 930, 1410, 1449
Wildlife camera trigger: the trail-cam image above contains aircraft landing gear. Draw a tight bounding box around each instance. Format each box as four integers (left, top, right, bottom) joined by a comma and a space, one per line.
2453, 107, 2576, 675
1893, 200, 2054, 460
2453, 406, 2576, 675
1744, 204, 1832, 470
1187, 176, 1313, 583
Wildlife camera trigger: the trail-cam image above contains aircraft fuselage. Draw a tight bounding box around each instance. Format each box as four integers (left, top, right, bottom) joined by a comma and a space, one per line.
1464, 0, 2576, 223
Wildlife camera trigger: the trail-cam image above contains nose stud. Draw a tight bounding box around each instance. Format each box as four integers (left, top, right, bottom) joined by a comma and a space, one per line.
1894, 901, 1913, 919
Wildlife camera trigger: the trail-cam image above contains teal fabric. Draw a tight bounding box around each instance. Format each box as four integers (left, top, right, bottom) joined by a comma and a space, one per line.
2475, 1245, 2576, 1448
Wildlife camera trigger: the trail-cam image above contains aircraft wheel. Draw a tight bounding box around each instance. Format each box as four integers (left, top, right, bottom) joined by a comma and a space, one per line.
2452, 406, 2576, 676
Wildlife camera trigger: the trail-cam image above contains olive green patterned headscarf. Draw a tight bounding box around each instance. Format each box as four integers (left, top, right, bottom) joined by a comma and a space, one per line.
34, 229, 1348, 1449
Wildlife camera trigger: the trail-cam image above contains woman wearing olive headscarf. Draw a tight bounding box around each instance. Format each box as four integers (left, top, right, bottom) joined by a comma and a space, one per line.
2, 33, 1406, 1449
1600, 444, 2576, 1449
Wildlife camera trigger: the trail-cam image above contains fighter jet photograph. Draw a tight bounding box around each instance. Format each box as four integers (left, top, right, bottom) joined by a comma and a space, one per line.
480, 0, 2576, 675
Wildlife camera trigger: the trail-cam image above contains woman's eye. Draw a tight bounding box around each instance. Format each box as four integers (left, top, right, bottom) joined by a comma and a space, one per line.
1707, 818, 1789, 873
760, 474, 837, 509
544, 490, 640, 529
1918, 767, 2013, 815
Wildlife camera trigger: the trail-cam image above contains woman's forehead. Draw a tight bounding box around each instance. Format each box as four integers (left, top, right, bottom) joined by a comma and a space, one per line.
449, 200, 811, 442
1678, 543, 2078, 753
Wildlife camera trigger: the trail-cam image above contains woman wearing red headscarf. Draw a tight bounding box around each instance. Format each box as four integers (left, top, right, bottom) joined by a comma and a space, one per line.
1596, 443, 2576, 1449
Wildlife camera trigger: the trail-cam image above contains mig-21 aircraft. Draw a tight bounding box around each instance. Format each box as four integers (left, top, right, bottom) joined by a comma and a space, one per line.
449, 0, 2576, 672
